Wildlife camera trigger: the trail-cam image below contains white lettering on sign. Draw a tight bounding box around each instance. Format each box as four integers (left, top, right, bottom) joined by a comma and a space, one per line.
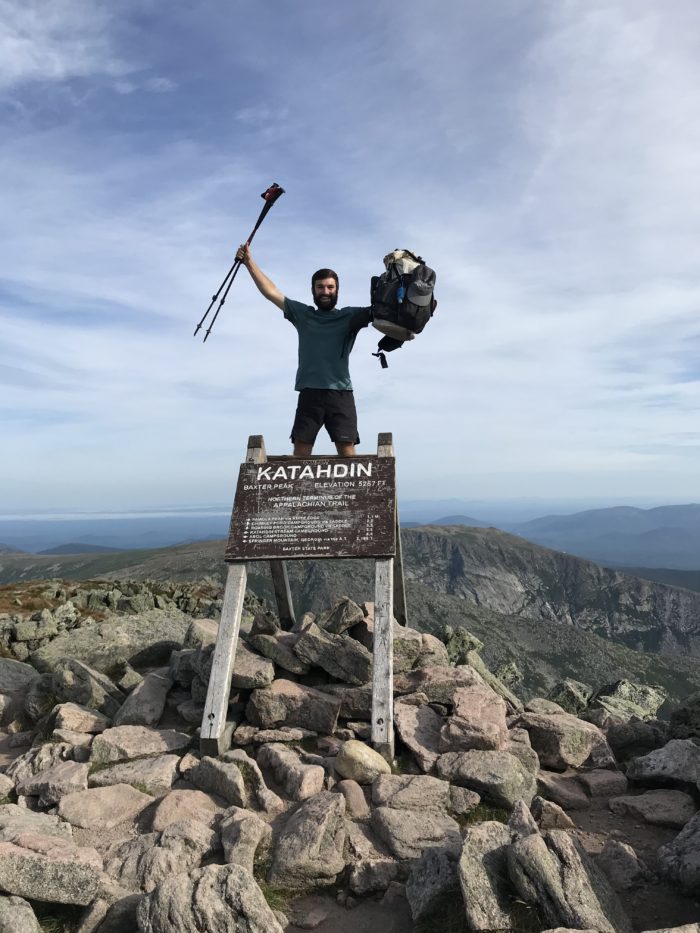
255, 462, 372, 483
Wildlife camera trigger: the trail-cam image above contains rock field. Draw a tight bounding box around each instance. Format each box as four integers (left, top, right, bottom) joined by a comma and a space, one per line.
0, 578, 699, 932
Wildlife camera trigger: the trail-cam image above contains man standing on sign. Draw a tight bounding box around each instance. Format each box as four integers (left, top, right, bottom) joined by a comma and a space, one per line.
235, 244, 371, 457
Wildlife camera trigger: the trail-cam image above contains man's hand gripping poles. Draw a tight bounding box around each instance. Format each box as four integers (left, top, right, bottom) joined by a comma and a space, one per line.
193, 183, 285, 342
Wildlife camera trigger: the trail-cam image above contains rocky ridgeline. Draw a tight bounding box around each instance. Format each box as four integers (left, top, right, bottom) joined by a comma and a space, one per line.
0, 578, 230, 667
0, 585, 698, 932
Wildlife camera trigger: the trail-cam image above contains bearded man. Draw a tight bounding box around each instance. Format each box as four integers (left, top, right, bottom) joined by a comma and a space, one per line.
236, 244, 371, 456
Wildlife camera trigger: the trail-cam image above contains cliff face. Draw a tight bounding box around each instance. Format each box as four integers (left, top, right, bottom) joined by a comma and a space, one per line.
402, 527, 700, 656
1, 525, 699, 662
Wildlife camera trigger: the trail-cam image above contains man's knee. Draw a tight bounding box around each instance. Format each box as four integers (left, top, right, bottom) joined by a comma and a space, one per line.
335, 442, 355, 457
294, 441, 314, 457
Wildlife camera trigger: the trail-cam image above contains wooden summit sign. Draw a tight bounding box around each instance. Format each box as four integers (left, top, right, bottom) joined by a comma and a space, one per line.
201, 433, 406, 764
225, 456, 396, 561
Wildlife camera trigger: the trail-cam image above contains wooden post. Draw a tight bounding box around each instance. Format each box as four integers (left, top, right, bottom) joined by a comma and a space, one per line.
372, 556, 395, 761
270, 561, 296, 629
200, 435, 265, 756
200, 562, 247, 756
393, 501, 407, 627
372, 432, 395, 761
245, 435, 296, 628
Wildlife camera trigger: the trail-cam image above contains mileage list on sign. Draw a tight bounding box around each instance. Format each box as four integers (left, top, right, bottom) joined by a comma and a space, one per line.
225, 456, 396, 561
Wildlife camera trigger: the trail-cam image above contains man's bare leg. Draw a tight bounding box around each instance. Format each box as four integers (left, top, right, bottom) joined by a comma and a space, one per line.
335, 442, 355, 457
293, 441, 313, 457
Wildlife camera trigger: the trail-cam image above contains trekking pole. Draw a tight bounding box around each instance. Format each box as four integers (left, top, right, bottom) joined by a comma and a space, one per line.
194, 182, 285, 341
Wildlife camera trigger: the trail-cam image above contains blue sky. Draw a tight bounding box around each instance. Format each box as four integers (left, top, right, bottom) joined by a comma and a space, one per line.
2, 0, 700, 512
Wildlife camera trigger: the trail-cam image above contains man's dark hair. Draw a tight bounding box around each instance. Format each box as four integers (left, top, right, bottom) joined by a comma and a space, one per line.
311, 268, 339, 289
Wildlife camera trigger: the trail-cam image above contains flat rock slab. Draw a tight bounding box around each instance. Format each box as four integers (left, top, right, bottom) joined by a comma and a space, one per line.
251, 727, 307, 743
137, 863, 284, 933
88, 754, 180, 796
597, 838, 650, 891
90, 725, 191, 765
440, 681, 508, 752
394, 664, 486, 705
193, 640, 275, 690
0, 804, 72, 841
52, 729, 94, 750
269, 792, 347, 889
507, 829, 632, 932
247, 632, 310, 675
0, 895, 41, 933
537, 770, 591, 810
53, 702, 109, 734
515, 710, 602, 770
231, 642, 276, 689
191, 756, 247, 807
577, 769, 628, 798
459, 820, 513, 931
590, 680, 667, 721
58, 783, 153, 829
113, 668, 172, 727
5, 742, 74, 786
246, 679, 341, 733
105, 819, 218, 894
437, 749, 537, 808
531, 796, 576, 830
0, 832, 102, 905
372, 806, 461, 860
30, 609, 191, 673
320, 684, 373, 720
150, 789, 225, 832
16, 760, 88, 807
221, 749, 284, 815
318, 597, 365, 634
257, 743, 324, 801
372, 773, 452, 812
393, 702, 443, 772
293, 623, 372, 685
609, 789, 697, 829
626, 739, 700, 789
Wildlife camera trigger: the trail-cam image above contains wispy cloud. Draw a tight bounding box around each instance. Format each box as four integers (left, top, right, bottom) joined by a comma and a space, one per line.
0, 0, 131, 89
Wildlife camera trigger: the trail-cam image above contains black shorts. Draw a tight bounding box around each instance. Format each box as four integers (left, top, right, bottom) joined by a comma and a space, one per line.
291, 388, 360, 445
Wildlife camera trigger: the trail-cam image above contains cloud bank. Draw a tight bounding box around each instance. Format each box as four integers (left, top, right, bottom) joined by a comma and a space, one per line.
1, 0, 699, 510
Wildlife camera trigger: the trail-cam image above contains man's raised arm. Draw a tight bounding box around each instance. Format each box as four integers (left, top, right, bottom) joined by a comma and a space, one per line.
236, 244, 285, 311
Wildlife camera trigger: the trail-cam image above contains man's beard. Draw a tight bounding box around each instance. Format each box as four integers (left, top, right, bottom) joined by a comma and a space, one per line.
315, 294, 338, 310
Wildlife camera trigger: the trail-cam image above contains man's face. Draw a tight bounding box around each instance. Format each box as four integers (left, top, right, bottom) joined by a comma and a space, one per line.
312, 277, 338, 311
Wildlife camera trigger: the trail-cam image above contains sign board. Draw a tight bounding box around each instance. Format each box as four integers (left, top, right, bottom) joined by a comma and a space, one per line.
225, 456, 396, 561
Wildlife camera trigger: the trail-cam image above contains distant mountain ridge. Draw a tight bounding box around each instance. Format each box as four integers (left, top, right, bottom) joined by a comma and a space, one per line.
505, 503, 700, 569
38, 543, 125, 555
2, 527, 700, 702
403, 525, 700, 656
2, 503, 699, 569
429, 515, 492, 527
2, 525, 699, 657
413, 503, 700, 570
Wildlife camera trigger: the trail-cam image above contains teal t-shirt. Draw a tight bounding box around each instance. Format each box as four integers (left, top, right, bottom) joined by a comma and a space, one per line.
283, 298, 371, 391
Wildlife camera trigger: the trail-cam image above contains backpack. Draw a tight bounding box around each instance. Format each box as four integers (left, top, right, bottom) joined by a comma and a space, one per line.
370, 249, 436, 367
